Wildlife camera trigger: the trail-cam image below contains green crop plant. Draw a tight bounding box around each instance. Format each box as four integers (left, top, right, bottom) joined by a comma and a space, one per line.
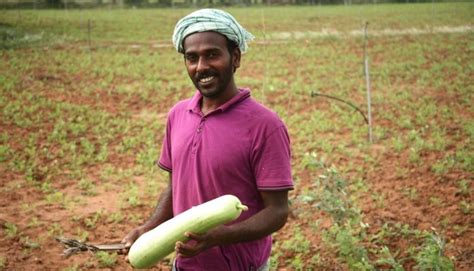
408, 147, 421, 164
414, 232, 454, 271
47, 223, 63, 237
4, 222, 18, 239
454, 149, 474, 172
95, 251, 117, 268
45, 191, 64, 205
1, 3, 473, 269
281, 226, 311, 254
20, 236, 40, 250
107, 212, 124, 224
84, 210, 104, 229
429, 197, 443, 207
453, 225, 469, 236
459, 200, 471, 215
75, 228, 89, 242
457, 179, 471, 196
375, 246, 404, 271
402, 187, 418, 201
27, 217, 41, 229
391, 136, 405, 153
371, 192, 386, 209
78, 178, 96, 196
323, 223, 373, 270
122, 183, 141, 208
63, 265, 80, 271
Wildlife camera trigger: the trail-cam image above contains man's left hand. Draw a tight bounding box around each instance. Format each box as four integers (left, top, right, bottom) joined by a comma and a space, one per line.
174, 231, 215, 258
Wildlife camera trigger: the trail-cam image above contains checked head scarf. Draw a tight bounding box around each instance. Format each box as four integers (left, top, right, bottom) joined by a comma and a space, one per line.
172, 9, 254, 54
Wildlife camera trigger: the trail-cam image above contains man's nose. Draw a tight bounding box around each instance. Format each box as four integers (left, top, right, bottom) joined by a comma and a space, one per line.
196, 57, 209, 73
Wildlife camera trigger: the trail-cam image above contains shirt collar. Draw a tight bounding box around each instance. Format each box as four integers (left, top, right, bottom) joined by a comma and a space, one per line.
187, 88, 251, 114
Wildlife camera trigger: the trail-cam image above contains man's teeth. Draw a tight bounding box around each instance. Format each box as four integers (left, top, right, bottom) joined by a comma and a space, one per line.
200, 76, 214, 83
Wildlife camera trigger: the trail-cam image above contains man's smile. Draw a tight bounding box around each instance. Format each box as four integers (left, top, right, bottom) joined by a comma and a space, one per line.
199, 76, 215, 84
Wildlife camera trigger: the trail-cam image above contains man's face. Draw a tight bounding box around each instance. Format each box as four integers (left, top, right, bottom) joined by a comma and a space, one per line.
182, 31, 240, 98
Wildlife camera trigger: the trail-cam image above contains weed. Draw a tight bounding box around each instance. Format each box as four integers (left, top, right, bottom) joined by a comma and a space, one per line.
402, 187, 418, 201
107, 212, 124, 224
459, 200, 471, 215
457, 179, 471, 196
76, 228, 89, 242
20, 236, 40, 249
408, 147, 421, 164
391, 136, 405, 153
95, 251, 117, 268
440, 217, 450, 229
281, 226, 311, 254
27, 217, 41, 229
78, 178, 96, 196
4, 222, 18, 239
48, 223, 63, 237
452, 225, 468, 236
123, 183, 141, 207
45, 191, 64, 205
375, 246, 404, 271
429, 197, 443, 207
0, 145, 10, 162
371, 192, 386, 208
286, 254, 304, 269
85, 210, 103, 229
63, 265, 80, 271
414, 232, 454, 271
40, 181, 55, 194
129, 213, 143, 224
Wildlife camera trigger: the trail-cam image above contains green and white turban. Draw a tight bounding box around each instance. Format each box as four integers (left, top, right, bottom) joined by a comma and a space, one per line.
172, 8, 254, 54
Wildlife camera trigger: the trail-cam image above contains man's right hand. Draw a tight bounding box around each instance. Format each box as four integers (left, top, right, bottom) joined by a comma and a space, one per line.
121, 226, 147, 259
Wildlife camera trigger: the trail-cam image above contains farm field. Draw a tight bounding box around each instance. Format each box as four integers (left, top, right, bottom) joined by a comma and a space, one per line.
1, 3, 473, 270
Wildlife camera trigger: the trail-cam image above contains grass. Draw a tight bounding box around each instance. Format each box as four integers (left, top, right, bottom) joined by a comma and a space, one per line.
1, 2, 473, 269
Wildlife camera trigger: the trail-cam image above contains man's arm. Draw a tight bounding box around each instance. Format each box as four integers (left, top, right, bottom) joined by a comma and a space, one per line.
175, 190, 289, 258
121, 174, 173, 248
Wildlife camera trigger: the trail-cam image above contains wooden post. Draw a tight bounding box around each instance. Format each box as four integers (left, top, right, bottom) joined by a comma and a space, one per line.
88, 19, 92, 49
363, 22, 373, 143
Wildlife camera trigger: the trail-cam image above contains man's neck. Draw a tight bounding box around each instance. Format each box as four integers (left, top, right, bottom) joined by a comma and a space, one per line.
201, 87, 239, 115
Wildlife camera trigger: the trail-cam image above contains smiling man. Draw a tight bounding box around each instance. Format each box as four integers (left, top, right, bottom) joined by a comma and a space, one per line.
122, 9, 293, 270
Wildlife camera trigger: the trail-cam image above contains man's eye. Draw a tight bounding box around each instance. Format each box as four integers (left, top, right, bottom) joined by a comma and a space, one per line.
185, 55, 197, 62
208, 52, 219, 59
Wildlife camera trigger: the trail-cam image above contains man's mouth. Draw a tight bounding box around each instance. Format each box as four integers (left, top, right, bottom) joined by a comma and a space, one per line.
199, 76, 215, 84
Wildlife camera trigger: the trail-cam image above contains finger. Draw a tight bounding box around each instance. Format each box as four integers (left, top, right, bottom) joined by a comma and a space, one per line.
184, 231, 204, 242
175, 241, 198, 258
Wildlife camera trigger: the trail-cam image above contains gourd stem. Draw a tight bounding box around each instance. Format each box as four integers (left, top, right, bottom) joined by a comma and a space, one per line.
237, 204, 249, 211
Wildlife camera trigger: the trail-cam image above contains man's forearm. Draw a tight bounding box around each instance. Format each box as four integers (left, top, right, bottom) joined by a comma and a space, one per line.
175, 190, 289, 257
211, 190, 289, 246
142, 181, 173, 231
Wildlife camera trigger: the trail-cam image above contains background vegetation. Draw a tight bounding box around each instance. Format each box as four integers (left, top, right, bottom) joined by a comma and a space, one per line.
1, 2, 473, 270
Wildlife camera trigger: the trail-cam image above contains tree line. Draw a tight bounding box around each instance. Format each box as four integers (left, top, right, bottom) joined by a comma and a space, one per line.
0, 0, 464, 9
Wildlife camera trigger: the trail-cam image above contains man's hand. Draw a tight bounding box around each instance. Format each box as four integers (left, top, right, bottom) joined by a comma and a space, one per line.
174, 191, 289, 258
121, 226, 147, 259
174, 230, 220, 258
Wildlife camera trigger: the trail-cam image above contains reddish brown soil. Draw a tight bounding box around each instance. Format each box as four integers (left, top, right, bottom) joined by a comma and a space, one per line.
1, 39, 473, 271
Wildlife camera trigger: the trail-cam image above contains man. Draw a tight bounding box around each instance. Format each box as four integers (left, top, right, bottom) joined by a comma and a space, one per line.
122, 9, 293, 270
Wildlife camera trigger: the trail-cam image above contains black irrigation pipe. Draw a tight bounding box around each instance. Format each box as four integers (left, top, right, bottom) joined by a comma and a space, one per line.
310, 91, 369, 125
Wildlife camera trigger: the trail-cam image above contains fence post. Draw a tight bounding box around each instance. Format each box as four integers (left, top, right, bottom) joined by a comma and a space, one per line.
364, 22, 373, 143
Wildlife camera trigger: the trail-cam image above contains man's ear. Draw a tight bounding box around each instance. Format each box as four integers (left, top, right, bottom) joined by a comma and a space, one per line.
232, 48, 241, 73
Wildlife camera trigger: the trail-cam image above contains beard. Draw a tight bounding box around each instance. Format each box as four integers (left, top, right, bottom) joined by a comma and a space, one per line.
191, 59, 234, 99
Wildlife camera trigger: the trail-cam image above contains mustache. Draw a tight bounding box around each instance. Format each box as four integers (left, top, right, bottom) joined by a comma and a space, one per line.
196, 70, 218, 80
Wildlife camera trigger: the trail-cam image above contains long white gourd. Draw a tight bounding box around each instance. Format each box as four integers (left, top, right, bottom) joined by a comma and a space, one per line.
128, 194, 248, 269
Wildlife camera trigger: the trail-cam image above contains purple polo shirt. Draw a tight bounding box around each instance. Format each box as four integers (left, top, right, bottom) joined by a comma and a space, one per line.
158, 88, 293, 270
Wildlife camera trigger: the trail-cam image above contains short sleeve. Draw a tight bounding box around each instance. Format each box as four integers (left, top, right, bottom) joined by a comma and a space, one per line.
158, 115, 172, 172
252, 125, 293, 191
